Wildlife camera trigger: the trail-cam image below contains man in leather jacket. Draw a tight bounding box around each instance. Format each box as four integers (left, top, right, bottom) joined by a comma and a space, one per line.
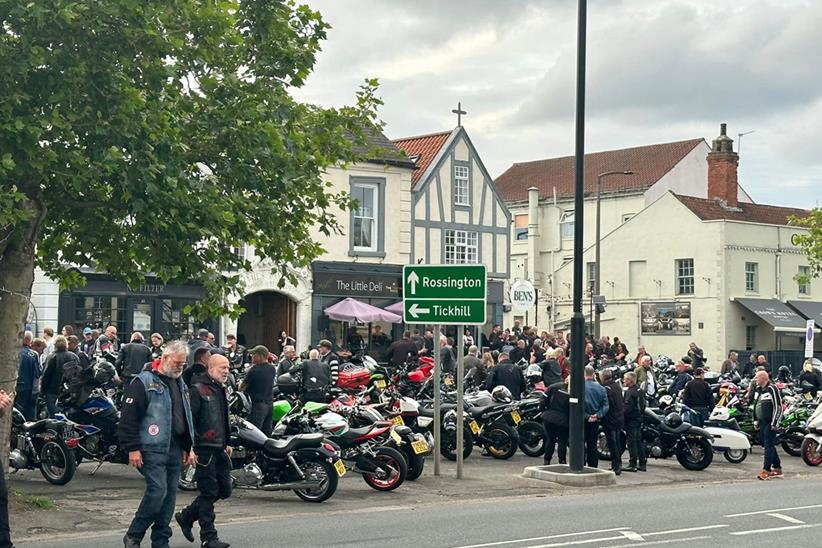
623, 372, 647, 472
484, 352, 525, 400
116, 332, 153, 385
176, 354, 232, 548
294, 349, 331, 403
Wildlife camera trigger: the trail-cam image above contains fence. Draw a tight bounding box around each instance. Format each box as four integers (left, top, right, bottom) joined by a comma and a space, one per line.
731, 349, 822, 376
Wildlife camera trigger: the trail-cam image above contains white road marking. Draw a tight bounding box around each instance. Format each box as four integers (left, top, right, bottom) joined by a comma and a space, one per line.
643, 524, 730, 536
606, 536, 711, 548
767, 512, 805, 525
730, 524, 822, 536
522, 536, 627, 548
725, 503, 822, 518
619, 531, 645, 541
450, 529, 627, 548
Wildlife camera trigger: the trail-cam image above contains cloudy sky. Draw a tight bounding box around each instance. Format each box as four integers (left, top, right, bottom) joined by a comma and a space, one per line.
294, 0, 822, 209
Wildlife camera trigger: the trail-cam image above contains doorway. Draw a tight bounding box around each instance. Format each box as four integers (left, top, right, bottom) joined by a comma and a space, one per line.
236, 291, 297, 353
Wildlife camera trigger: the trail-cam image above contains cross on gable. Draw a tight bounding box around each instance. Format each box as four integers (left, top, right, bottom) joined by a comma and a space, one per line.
452, 101, 467, 127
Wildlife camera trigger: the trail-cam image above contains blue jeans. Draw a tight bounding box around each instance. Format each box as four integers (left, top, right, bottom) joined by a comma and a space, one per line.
761, 422, 781, 471
14, 390, 35, 421
127, 441, 182, 547
45, 394, 59, 418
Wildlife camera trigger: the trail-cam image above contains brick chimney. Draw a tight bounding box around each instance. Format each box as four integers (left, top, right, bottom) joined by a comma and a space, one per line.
707, 123, 739, 207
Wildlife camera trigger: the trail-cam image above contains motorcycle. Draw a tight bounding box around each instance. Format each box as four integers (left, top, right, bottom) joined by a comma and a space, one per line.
463, 398, 521, 460
514, 397, 546, 458
642, 408, 714, 470
180, 415, 341, 502
9, 407, 78, 485
61, 387, 128, 470
699, 406, 751, 464
801, 400, 822, 466
778, 396, 815, 457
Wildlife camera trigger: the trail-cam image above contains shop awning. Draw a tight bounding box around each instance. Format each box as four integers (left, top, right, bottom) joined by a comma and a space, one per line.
734, 298, 808, 333
788, 300, 822, 329
324, 297, 402, 324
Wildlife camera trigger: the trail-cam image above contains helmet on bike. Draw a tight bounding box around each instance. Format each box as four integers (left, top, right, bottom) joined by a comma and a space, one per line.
658, 394, 674, 409
525, 364, 542, 381
778, 365, 791, 382
665, 412, 683, 428
491, 385, 513, 403
229, 391, 251, 417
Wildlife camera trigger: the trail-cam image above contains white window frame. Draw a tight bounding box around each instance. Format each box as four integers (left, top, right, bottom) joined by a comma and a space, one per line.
560, 211, 575, 240
676, 258, 695, 295
445, 229, 478, 264
745, 262, 758, 292
454, 165, 470, 206
352, 182, 379, 252
799, 265, 811, 295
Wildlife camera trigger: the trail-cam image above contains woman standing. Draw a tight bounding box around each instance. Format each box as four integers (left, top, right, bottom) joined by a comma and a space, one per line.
149, 333, 164, 361
277, 330, 296, 355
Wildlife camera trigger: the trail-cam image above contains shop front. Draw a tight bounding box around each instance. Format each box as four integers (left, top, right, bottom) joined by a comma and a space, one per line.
57, 272, 214, 342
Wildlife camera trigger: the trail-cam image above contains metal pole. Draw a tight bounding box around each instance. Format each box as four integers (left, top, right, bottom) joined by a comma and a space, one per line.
433, 323, 441, 476
456, 326, 464, 479
594, 174, 602, 340
569, 0, 588, 474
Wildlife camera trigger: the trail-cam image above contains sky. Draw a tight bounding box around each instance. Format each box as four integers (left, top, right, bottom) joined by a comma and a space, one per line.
294, 0, 822, 209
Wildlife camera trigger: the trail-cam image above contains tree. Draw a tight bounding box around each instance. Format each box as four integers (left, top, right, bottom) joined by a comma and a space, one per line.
791, 208, 822, 284
0, 0, 382, 464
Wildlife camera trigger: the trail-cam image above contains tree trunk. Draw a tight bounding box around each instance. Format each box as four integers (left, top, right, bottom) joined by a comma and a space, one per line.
0, 206, 43, 478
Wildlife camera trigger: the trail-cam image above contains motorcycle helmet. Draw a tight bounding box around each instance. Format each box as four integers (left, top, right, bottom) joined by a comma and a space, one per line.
658, 394, 674, 409
525, 364, 542, 382
229, 391, 251, 417
665, 412, 683, 428
491, 385, 513, 403
777, 365, 791, 382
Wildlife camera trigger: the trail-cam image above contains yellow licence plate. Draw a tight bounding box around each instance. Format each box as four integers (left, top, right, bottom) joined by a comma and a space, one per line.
511, 411, 521, 425
469, 420, 480, 434
391, 415, 405, 426
333, 459, 346, 477
375, 379, 386, 389
390, 430, 402, 444
444, 376, 454, 386
411, 440, 429, 455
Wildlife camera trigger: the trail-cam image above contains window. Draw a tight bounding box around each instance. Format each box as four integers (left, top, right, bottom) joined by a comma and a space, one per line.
745, 326, 756, 351
799, 265, 811, 295
676, 258, 694, 295
351, 182, 378, 252
622, 214, 635, 224
72, 296, 127, 334
454, 165, 470, 206
745, 262, 758, 292
445, 230, 478, 264
586, 262, 596, 293
515, 214, 528, 241
560, 211, 574, 239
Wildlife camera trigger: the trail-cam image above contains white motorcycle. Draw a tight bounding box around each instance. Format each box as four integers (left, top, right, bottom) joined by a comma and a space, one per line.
701, 406, 752, 464
800, 400, 822, 466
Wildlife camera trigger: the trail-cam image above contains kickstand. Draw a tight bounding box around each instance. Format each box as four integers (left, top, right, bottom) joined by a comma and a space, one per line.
90, 460, 105, 476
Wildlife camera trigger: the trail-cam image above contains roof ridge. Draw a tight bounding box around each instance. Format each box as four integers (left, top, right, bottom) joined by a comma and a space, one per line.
509, 138, 704, 167
391, 129, 455, 143
673, 193, 809, 213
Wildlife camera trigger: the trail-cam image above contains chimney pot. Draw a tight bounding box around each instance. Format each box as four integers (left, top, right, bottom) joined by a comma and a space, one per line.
720, 123, 727, 136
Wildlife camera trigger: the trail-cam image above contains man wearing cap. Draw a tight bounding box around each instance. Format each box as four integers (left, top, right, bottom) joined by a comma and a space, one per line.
240, 346, 276, 436
668, 358, 692, 397
683, 368, 714, 427
317, 340, 340, 387
80, 327, 96, 357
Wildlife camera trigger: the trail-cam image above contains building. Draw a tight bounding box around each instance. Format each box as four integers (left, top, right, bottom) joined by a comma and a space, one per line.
393, 126, 511, 333
546, 125, 821, 363
495, 133, 755, 331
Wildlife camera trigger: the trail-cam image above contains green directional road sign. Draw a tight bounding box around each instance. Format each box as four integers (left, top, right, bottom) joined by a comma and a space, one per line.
403, 265, 486, 325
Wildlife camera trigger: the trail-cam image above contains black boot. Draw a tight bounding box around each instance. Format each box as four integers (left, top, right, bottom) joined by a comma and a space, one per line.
175, 512, 194, 543
202, 539, 230, 548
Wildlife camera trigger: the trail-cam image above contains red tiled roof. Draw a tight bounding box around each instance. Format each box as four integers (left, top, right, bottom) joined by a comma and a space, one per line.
392, 130, 454, 187
494, 139, 705, 202
674, 194, 810, 225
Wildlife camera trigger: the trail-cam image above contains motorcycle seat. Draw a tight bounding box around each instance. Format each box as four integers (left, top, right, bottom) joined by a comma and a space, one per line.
419, 404, 457, 417
467, 405, 496, 418
343, 425, 381, 438
263, 433, 324, 457
660, 422, 691, 435
22, 419, 53, 432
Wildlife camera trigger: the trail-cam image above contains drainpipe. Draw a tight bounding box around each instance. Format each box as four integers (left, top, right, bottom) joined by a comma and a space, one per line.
548, 186, 562, 333
776, 227, 782, 301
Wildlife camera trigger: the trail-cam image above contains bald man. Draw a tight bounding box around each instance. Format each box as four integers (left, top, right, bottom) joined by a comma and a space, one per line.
176, 354, 232, 548
752, 370, 783, 480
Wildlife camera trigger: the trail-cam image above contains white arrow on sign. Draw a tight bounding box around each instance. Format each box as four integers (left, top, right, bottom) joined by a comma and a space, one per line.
408, 303, 430, 319
407, 271, 420, 295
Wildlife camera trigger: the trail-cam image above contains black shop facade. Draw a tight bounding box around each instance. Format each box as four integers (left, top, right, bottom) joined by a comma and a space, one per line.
57, 270, 216, 343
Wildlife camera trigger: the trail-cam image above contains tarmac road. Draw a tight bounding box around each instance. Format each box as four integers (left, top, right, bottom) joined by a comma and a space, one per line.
19, 476, 822, 548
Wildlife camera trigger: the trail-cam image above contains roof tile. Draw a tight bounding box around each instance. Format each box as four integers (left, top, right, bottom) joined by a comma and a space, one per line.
674, 194, 809, 225
392, 130, 454, 187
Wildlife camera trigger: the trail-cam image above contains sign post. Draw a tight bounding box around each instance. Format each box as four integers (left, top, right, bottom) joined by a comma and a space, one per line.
403, 265, 486, 479
806, 319, 815, 359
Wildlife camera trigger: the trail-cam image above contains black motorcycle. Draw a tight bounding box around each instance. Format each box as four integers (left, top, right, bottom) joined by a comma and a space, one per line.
515, 397, 546, 458
464, 400, 521, 460
642, 408, 714, 470
179, 416, 341, 503
9, 407, 78, 485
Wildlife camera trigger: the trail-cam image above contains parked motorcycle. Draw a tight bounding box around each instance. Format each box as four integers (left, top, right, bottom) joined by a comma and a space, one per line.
800, 400, 822, 466
642, 408, 714, 470
180, 415, 341, 502
699, 406, 751, 464
9, 407, 78, 485
61, 387, 128, 470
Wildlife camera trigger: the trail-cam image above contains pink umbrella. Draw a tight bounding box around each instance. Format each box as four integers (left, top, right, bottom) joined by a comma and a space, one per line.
324, 297, 402, 324
384, 301, 404, 315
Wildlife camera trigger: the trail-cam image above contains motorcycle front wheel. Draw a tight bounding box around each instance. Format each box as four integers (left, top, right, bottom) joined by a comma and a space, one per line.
801, 438, 822, 467
781, 435, 803, 457
676, 437, 713, 471
362, 446, 407, 491
293, 459, 338, 503
39, 440, 77, 485
723, 448, 748, 464
517, 421, 546, 457
484, 423, 518, 460
441, 427, 473, 461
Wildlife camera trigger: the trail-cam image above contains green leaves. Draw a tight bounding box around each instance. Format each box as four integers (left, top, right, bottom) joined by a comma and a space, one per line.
791, 209, 822, 283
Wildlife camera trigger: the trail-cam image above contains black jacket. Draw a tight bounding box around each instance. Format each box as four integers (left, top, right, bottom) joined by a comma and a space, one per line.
509, 347, 526, 364
41, 349, 79, 396
541, 359, 563, 386
295, 359, 332, 393
800, 371, 822, 397
603, 380, 625, 429
683, 378, 714, 409
484, 360, 525, 400
384, 339, 419, 366
116, 342, 153, 379
189, 373, 230, 450
464, 355, 485, 386
623, 385, 646, 423
540, 381, 570, 428
440, 346, 456, 374
183, 362, 207, 387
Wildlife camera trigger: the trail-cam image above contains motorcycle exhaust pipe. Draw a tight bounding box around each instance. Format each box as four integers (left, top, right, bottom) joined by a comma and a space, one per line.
355, 455, 380, 473
256, 480, 324, 491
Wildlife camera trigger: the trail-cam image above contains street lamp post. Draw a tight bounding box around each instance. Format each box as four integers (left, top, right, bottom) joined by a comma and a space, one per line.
594, 170, 634, 340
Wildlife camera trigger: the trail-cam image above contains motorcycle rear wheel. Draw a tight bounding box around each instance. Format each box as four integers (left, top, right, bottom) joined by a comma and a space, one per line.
293, 459, 338, 503
362, 446, 407, 491
484, 423, 518, 460
723, 448, 747, 464
402, 446, 425, 481
676, 438, 713, 471
441, 427, 473, 461
517, 421, 546, 457
39, 440, 77, 485
801, 438, 822, 467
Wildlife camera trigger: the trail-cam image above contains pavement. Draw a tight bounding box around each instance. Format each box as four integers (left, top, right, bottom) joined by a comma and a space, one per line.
11, 446, 822, 547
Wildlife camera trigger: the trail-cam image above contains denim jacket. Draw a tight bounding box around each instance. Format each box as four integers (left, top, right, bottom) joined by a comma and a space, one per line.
136, 370, 195, 452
